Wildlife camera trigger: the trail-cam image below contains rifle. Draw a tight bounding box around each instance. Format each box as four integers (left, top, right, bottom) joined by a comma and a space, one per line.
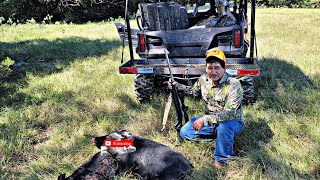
164, 50, 186, 142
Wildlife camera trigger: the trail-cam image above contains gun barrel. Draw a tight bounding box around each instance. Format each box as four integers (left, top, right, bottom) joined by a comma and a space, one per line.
164, 50, 175, 83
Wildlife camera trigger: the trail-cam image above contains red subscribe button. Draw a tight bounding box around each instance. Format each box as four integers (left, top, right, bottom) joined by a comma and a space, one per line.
104, 139, 134, 147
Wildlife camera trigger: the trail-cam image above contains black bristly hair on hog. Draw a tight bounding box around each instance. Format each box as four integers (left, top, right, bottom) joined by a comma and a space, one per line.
58, 150, 118, 180
59, 130, 193, 180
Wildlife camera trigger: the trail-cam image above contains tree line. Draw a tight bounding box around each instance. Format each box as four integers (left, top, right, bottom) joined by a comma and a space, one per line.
257, 0, 319, 8
0, 0, 318, 24
0, 0, 141, 23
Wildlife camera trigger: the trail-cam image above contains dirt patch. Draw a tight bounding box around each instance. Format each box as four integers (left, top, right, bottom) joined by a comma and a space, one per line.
33, 127, 58, 151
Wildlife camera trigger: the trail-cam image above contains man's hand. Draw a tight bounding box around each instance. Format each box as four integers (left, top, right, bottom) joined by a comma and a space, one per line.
193, 117, 204, 132
167, 78, 179, 89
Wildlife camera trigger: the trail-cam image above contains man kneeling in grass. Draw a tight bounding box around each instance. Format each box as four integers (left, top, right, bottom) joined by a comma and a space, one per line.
168, 49, 245, 169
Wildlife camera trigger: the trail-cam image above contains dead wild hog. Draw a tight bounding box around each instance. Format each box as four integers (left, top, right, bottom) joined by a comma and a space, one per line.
59, 130, 193, 180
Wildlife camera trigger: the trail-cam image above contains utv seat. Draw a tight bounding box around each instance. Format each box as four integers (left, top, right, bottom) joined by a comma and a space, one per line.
138, 2, 189, 31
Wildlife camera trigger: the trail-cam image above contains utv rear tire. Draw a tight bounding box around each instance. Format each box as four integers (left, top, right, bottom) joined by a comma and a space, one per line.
134, 74, 154, 103
237, 76, 256, 105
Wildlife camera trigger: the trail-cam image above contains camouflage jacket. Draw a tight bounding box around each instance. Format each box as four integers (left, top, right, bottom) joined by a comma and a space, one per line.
178, 73, 245, 125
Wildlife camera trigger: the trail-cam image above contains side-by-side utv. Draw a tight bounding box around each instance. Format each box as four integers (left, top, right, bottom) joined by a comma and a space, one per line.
115, 0, 260, 105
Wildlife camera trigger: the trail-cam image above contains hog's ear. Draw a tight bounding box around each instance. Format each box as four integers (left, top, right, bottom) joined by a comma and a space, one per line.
92, 136, 106, 149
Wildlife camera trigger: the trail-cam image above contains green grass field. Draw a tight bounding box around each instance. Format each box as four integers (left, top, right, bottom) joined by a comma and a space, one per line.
0, 8, 320, 179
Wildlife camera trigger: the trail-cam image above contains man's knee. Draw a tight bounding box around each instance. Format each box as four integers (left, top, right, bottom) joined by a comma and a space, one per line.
216, 120, 243, 137
179, 125, 188, 138
216, 122, 230, 135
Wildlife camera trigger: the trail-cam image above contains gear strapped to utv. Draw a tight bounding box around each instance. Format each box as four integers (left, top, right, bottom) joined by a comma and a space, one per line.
115, 0, 260, 105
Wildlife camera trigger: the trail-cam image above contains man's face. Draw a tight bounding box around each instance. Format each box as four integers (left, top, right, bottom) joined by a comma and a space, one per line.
206, 62, 226, 83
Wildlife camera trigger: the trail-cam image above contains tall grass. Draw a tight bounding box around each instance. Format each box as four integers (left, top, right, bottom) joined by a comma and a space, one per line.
0, 8, 319, 179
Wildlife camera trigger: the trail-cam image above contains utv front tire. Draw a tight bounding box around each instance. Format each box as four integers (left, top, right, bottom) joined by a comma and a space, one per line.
134, 74, 154, 103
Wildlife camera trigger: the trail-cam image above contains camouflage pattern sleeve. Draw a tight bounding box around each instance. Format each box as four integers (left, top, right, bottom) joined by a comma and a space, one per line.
177, 80, 201, 97
203, 79, 244, 125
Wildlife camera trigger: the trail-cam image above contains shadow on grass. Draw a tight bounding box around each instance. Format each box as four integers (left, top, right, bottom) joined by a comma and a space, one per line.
254, 57, 318, 114
0, 37, 121, 110
116, 93, 141, 111
0, 82, 30, 109
0, 38, 121, 67
247, 148, 316, 179
234, 117, 274, 157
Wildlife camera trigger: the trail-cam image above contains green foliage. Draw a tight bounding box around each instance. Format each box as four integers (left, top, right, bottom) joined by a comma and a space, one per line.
0, 0, 140, 23
0, 57, 15, 82
1, 57, 14, 67
256, 0, 320, 7
0, 0, 318, 23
